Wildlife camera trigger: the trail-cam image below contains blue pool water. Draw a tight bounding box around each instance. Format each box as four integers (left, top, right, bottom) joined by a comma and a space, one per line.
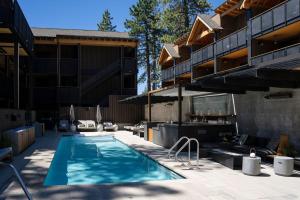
44, 136, 182, 186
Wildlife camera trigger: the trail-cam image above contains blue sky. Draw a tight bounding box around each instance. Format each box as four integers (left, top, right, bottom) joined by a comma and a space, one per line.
19, 0, 223, 94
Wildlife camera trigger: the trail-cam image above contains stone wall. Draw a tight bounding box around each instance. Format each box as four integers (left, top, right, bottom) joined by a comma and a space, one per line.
0, 109, 36, 133
144, 97, 191, 122
235, 87, 300, 150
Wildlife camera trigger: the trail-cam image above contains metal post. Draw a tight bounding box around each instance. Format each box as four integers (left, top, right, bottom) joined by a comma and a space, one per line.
14, 40, 20, 109
231, 94, 239, 135
178, 84, 182, 126
246, 9, 253, 66
148, 92, 151, 122
0, 162, 33, 200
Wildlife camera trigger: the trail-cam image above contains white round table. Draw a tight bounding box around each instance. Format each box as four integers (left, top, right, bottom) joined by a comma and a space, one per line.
274, 156, 294, 176
242, 156, 261, 176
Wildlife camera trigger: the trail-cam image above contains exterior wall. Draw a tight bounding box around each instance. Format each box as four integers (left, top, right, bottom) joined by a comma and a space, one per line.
144, 97, 191, 122
0, 109, 36, 133
235, 88, 300, 150
60, 95, 143, 124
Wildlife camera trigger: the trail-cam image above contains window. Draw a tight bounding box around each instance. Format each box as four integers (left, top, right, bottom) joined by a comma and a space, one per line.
192, 94, 232, 115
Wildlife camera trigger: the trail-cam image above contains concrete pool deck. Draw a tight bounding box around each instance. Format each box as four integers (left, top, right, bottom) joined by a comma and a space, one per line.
1, 130, 300, 200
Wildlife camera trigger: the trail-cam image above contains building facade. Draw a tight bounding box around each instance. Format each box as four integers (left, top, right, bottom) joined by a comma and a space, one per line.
157, 0, 300, 149
0, 0, 140, 124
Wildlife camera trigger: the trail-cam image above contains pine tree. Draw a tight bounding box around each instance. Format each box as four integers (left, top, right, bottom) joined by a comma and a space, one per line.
125, 0, 162, 92
98, 9, 117, 31
160, 0, 211, 43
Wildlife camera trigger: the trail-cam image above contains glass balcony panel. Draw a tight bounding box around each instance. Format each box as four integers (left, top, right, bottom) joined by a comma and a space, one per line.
273, 49, 286, 59
223, 37, 230, 52
273, 5, 285, 26
230, 34, 238, 49
251, 17, 261, 35
286, 0, 300, 21
198, 50, 203, 63
261, 11, 273, 31
262, 54, 273, 62
216, 41, 223, 55
202, 48, 208, 60
286, 45, 300, 55
207, 45, 213, 59
237, 29, 246, 46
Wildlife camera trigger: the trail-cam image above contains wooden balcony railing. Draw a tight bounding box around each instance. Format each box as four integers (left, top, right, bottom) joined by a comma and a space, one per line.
0, 0, 34, 54
216, 27, 247, 56
161, 67, 174, 81
251, 0, 300, 37
33, 58, 57, 74
191, 43, 214, 66
175, 59, 191, 76
252, 43, 300, 65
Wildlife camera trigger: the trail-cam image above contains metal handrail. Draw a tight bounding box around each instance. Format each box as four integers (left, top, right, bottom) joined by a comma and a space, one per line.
175, 139, 191, 162
167, 136, 189, 159
174, 138, 200, 167
0, 162, 33, 200
188, 138, 199, 167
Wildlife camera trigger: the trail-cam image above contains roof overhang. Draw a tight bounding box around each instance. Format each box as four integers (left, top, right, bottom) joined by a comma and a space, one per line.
158, 44, 180, 65
119, 94, 181, 105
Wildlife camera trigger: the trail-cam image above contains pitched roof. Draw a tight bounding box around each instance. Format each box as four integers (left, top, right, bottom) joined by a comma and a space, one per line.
163, 43, 180, 58
31, 28, 137, 41
197, 14, 223, 31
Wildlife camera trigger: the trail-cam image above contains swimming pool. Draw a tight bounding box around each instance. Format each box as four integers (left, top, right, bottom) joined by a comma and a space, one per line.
44, 136, 183, 186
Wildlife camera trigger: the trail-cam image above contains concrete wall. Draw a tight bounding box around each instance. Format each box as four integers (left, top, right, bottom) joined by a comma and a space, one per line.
144, 97, 191, 122
0, 109, 36, 134
235, 88, 300, 150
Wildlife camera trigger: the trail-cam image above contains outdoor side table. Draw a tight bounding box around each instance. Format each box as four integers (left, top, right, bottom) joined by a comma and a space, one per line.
242, 156, 261, 176
274, 156, 294, 176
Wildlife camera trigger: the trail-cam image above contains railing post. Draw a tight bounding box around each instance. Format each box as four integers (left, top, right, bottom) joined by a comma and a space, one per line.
246, 9, 253, 66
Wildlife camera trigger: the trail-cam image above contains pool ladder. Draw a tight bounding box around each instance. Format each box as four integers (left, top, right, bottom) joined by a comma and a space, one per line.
167, 136, 199, 167
0, 162, 33, 200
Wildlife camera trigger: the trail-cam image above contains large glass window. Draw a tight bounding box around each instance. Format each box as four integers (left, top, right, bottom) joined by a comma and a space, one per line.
192, 94, 232, 116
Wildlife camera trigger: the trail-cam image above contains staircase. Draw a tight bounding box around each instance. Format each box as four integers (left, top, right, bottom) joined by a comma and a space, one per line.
81, 60, 121, 95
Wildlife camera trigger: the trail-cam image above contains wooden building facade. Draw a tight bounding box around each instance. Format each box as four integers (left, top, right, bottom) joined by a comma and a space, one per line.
31, 28, 139, 121
159, 0, 300, 92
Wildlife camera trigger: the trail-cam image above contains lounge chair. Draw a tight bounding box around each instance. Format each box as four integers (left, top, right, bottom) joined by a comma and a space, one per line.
103, 122, 118, 132
77, 120, 97, 131
58, 120, 70, 132
0, 147, 13, 161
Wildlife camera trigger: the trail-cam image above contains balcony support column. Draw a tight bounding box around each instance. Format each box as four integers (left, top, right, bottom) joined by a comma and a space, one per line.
13, 40, 19, 109
120, 46, 124, 95
213, 33, 218, 73
178, 84, 182, 126
173, 59, 176, 85
78, 44, 81, 105
148, 92, 152, 122
246, 9, 253, 66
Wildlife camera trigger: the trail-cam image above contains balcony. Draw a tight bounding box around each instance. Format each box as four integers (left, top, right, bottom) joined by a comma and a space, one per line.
251, 0, 300, 38
252, 43, 300, 66
216, 27, 247, 57
60, 58, 78, 76
175, 59, 191, 77
123, 57, 137, 74
161, 67, 174, 82
191, 43, 214, 66
58, 87, 80, 105
33, 58, 57, 74
33, 87, 57, 107
0, 0, 33, 54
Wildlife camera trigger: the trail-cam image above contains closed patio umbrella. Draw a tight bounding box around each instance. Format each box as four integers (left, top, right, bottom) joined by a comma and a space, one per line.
96, 105, 103, 131
96, 105, 102, 124
70, 105, 75, 124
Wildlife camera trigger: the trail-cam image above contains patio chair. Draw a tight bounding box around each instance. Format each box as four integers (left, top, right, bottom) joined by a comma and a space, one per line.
0, 147, 32, 199
0, 147, 13, 161
58, 120, 70, 132
103, 122, 118, 132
